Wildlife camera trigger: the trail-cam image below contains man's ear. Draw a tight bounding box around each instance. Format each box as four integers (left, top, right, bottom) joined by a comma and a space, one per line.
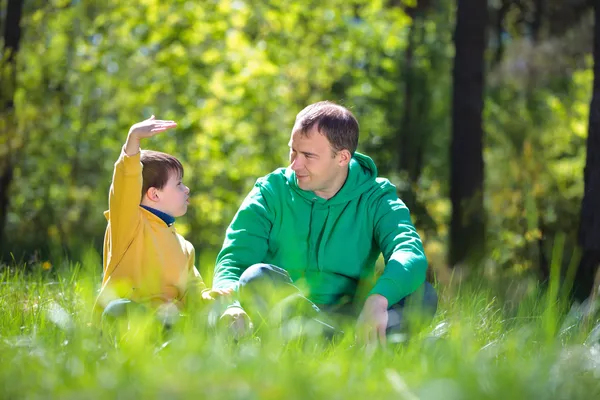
337, 149, 352, 166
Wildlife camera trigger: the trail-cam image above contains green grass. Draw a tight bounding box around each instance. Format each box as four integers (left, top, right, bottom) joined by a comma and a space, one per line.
1, 258, 599, 400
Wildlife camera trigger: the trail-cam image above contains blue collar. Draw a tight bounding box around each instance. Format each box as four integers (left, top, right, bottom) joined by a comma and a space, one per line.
140, 205, 175, 226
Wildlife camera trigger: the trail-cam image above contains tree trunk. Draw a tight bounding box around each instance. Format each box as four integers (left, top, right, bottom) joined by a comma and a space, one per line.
575, 0, 600, 302
493, 0, 510, 65
0, 0, 25, 246
449, 0, 488, 267
531, 0, 545, 42
398, 15, 419, 210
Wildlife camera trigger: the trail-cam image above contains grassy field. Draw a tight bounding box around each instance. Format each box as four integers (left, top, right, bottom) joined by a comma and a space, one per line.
1, 257, 599, 400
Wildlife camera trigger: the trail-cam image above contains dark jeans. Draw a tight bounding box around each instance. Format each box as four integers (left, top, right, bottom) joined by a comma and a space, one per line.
238, 263, 438, 335
102, 299, 145, 324
101, 299, 181, 332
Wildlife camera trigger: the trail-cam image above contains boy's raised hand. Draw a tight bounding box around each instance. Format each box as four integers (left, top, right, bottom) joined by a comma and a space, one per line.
129, 115, 177, 139
124, 115, 177, 155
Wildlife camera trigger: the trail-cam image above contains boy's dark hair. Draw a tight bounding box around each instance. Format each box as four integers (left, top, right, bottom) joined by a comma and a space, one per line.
140, 150, 184, 199
293, 101, 359, 156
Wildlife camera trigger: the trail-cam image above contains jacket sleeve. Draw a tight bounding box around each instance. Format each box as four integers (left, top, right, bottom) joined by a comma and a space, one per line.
181, 243, 211, 304
369, 183, 428, 305
107, 148, 143, 262
188, 243, 207, 290
213, 183, 273, 290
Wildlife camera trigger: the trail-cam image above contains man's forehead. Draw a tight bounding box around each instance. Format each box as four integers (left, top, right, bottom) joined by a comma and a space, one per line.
289, 128, 330, 151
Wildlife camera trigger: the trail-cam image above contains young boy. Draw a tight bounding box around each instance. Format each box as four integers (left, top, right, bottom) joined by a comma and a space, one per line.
94, 116, 228, 324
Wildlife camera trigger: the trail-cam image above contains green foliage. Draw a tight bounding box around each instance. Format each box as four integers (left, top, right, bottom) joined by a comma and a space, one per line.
0, 0, 594, 285
2, 0, 425, 265
485, 57, 591, 276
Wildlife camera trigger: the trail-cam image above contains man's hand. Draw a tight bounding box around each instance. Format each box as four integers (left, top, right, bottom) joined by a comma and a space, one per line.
201, 287, 233, 301
356, 294, 389, 346
220, 306, 252, 339
124, 115, 177, 155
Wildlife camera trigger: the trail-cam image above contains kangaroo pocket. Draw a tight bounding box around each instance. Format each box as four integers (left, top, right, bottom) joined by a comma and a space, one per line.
304, 271, 358, 306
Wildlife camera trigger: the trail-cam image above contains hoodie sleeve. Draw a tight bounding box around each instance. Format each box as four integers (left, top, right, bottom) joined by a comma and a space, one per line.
213, 183, 273, 290
369, 183, 428, 305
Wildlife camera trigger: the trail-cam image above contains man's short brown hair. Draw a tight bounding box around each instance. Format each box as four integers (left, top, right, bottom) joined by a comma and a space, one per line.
293, 101, 359, 156
140, 150, 184, 199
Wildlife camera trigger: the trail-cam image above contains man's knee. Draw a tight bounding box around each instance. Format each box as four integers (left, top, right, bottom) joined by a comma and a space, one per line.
419, 281, 438, 315
239, 263, 292, 290
386, 282, 438, 334
394, 282, 437, 311
238, 264, 300, 321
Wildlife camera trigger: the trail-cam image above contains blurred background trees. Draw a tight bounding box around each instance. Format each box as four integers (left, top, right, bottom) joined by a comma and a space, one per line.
0, 0, 597, 297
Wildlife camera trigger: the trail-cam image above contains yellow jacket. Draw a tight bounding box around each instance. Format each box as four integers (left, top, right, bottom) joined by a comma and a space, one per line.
95, 149, 204, 311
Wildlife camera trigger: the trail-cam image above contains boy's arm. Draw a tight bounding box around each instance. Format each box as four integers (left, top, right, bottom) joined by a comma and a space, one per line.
108, 144, 143, 257
183, 244, 232, 304
107, 116, 178, 266
187, 245, 208, 293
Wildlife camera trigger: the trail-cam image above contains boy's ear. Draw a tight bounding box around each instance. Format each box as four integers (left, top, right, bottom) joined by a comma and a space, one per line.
146, 187, 160, 202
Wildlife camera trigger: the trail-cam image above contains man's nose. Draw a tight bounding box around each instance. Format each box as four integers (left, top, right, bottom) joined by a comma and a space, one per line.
290, 156, 303, 171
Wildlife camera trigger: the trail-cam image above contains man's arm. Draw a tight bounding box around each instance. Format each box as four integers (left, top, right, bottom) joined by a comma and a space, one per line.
212, 183, 273, 336
370, 182, 428, 306
356, 182, 427, 345
213, 183, 273, 290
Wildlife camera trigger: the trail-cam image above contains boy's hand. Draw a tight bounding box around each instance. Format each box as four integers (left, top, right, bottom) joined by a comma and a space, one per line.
124, 115, 177, 155
201, 287, 234, 301
129, 115, 177, 139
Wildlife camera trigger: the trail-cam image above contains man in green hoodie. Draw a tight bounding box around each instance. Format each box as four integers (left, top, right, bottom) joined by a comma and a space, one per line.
212, 101, 437, 344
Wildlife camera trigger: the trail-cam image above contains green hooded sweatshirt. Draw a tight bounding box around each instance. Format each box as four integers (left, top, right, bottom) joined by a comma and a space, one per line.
213, 153, 427, 307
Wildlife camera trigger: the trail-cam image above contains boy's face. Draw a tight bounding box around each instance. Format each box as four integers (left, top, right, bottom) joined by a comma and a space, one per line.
154, 170, 190, 217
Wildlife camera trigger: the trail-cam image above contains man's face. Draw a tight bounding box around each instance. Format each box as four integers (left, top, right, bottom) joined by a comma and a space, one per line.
288, 125, 345, 198
155, 171, 190, 217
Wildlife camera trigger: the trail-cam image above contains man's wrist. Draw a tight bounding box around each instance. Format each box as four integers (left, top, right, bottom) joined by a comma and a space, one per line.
366, 294, 389, 309
221, 306, 247, 318
225, 306, 245, 313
